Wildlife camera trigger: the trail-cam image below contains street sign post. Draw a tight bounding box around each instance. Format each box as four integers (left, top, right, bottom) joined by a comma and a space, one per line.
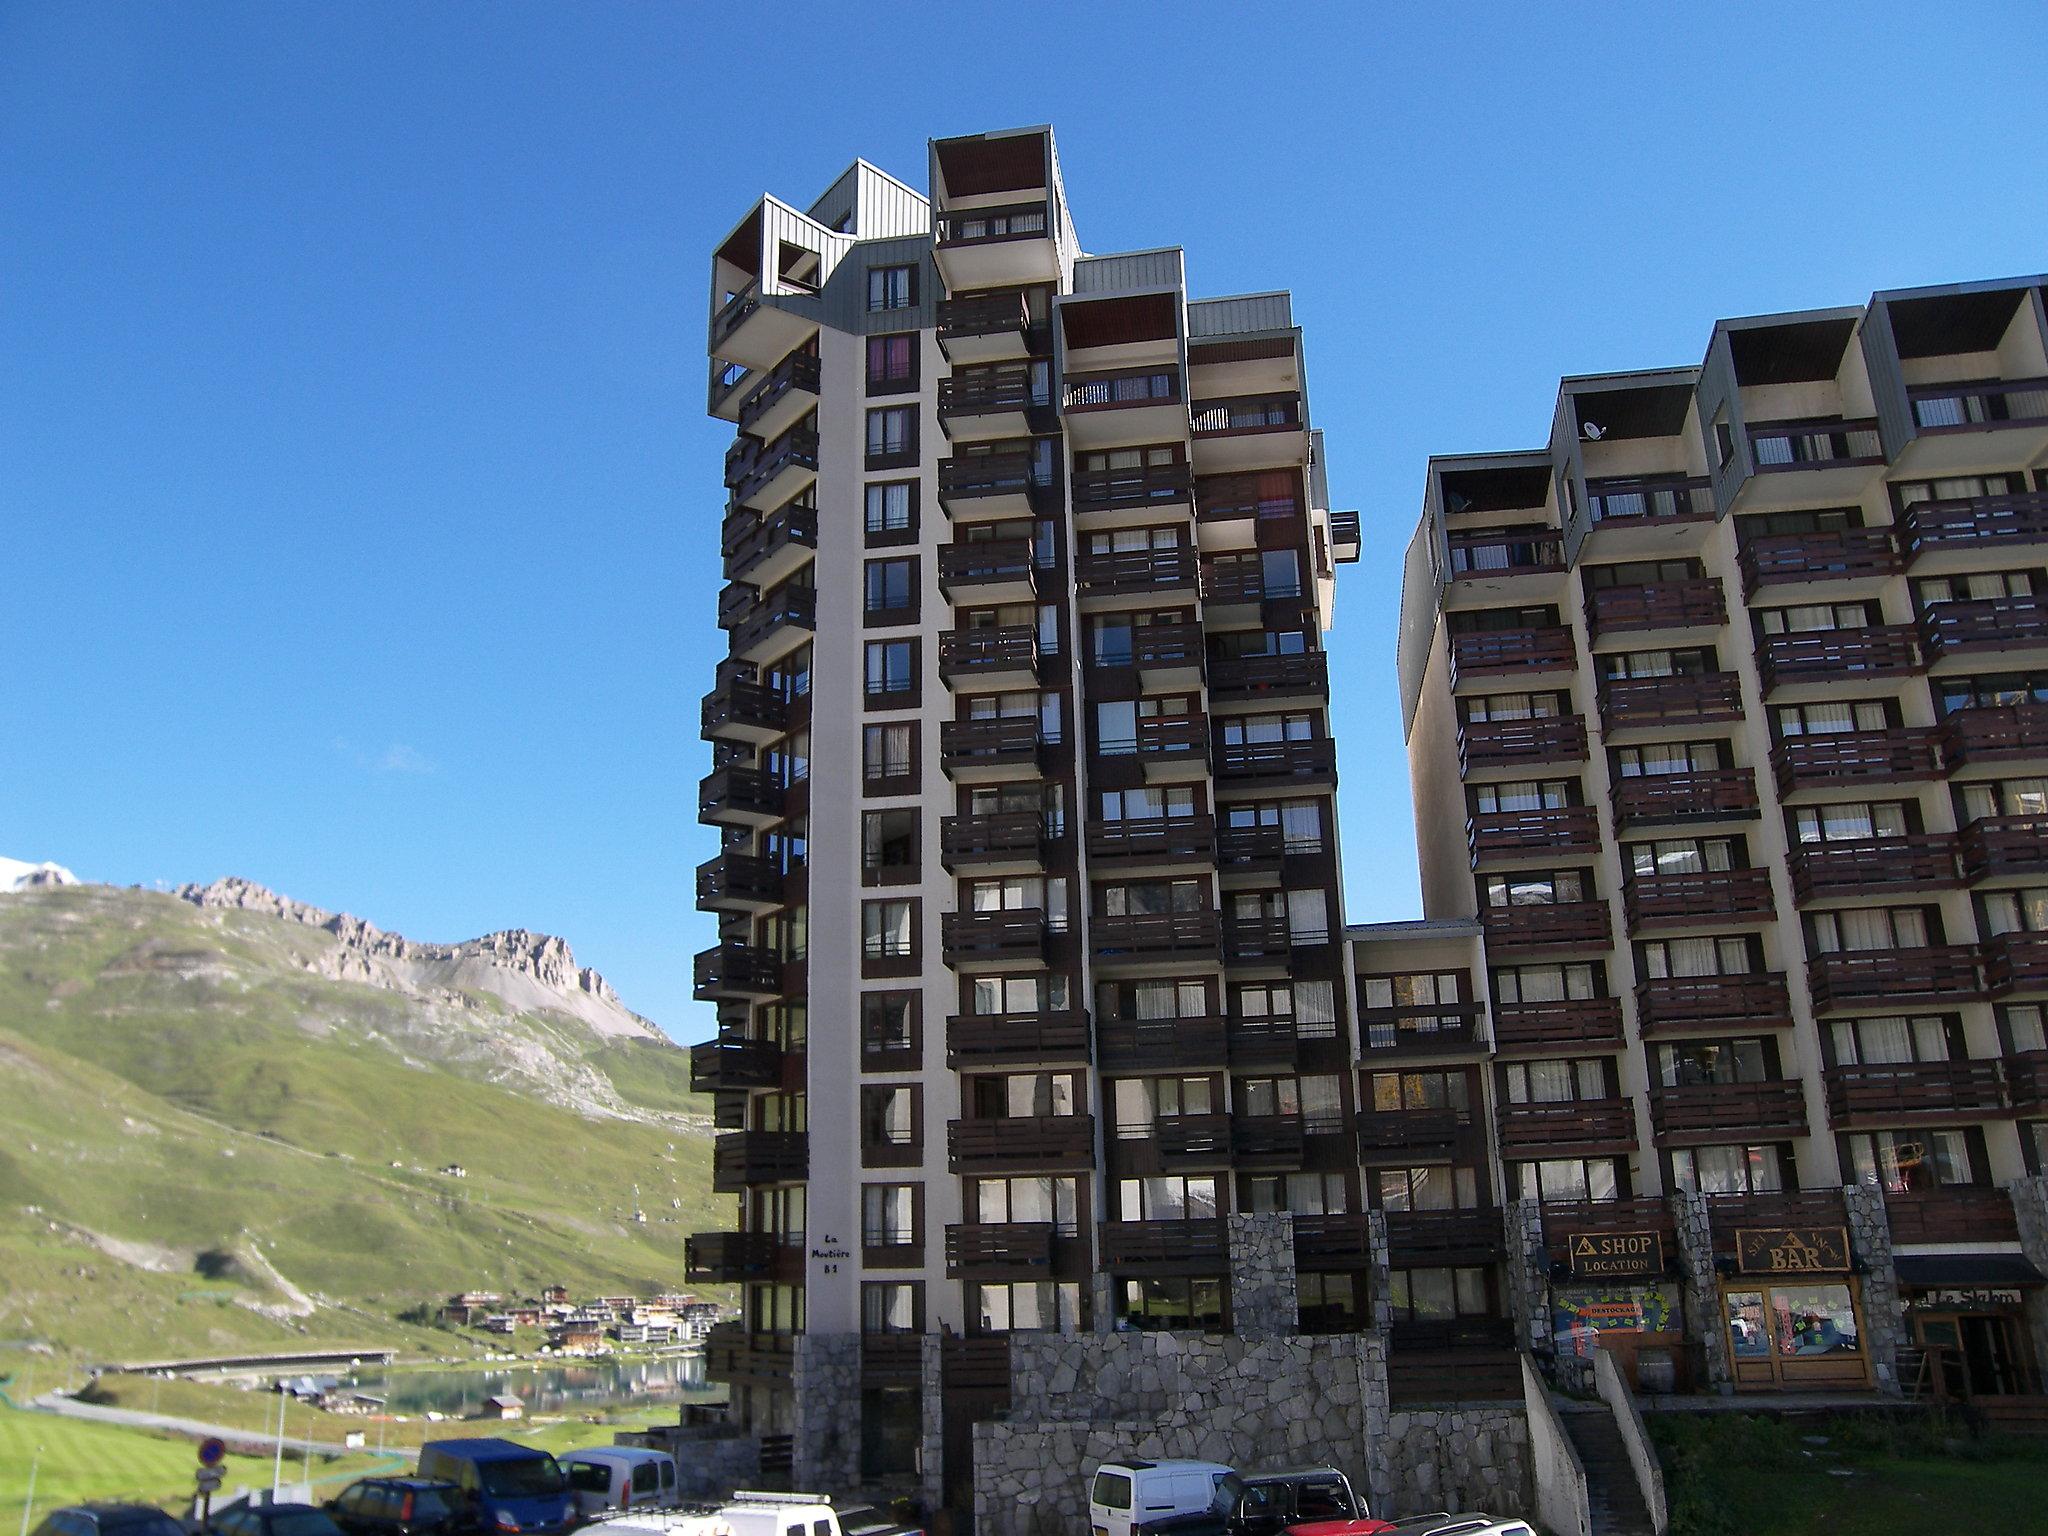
197, 1439, 228, 1531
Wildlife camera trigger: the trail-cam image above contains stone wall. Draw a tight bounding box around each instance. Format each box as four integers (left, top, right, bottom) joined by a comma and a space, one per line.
1668, 1190, 1731, 1391
1378, 1405, 1532, 1520
792, 1333, 861, 1493
2008, 1175, 2048, 1380
1503, 1198, 1550, 1357
1842, 1181, 1903, 1393
1226, 1213, 1298, 1336
628, 1424, 760, 1498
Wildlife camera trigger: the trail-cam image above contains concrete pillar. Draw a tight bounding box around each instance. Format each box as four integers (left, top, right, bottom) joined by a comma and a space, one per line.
1504, 1197, 1552, 1354
792, 1333, 861, 1493
2008, 1175, 2048, 1385
1226, 1211, 1298, 1336
1668, 1191, 1731, 1392
1842, 1181, 1903, 1394
1368, 1209, 1394, 1330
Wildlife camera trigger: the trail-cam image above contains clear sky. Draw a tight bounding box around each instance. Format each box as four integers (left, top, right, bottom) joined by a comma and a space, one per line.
6, 2, 2045, 1042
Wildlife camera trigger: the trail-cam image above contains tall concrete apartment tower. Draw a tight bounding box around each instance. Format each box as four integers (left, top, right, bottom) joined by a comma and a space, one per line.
1400, 277, 2048, 1397
689, 128, 1362, 1499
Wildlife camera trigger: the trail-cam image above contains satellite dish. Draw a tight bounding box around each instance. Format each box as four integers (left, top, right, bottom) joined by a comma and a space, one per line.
1581, 421, 1606, 442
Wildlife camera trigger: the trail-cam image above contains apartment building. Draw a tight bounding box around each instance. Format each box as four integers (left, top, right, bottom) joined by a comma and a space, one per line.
1399, 276, 2048, 1400
685, 126, 1363, 1498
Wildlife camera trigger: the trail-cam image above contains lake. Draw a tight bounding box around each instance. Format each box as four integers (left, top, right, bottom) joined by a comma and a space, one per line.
343, 1354, 717, 1416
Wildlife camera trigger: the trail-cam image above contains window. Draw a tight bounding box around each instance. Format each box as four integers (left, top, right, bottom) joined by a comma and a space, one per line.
1669, 1144, 1785, 1195
1387, 1267, 1493, 1322
1655, 1039, 1771, 1086
1755, 601, 1878, 636
1514, 1157, 1622, 1203
1099, 784, 1198, 822
1098, 976, 1211, 1022
1896, 473, 2027, 508
1809, 906, 1933, 953
1112, 1076, 1217, 1135
865, 405, 917, 466
861, 808, 918, 882
862, 899, 915, 960
1120, 1277, 1225, 1332
1956, 776, 2048, 822
1297, 1272, 1361, 1334
1099, 878, 1208, 916
864, 480, 917, 541
1846, 1128, 1977, 1192
1482, 869, 1588, 907
1461, 690, 1567, 723
860, 1085, 919, 1155
1916, 570, 2036, 610
1638, 935, 1755, 979
1490, 962, 1599, 1002
972, 1175, 1080, 1236
967, 874, 1067, 930
1792, 801, 1911, 844
1981, 886, 2048, 937
862, 721, 915, 791
862, 1282, 922, 1333
1774, 700, 1892, 737
864, 638, 917, 702
971, 971, 1071, 1015
1470, 778, 1573, 812
1599, 647, 1716, 681
971, 1071, 1077, 1120
1376, 1165, 1481, 1211
866, 333, 917, 391
1367, 1070, 1471, 1115
1830, 1015, 1957, 1066
1613, 741, 1723, 776
1220, 799, 1325, 855
1118, 1174, 1219, 1219
972, 1280, 1082, 1334
864, 558, 916, 622
866, 264, 915, 311
1358, 972, 1467, 1047
861, 1184, 919, 1249
860, 991, 919, 1066
1625, 838, 1736, 878
1504, 1059, 1610, 1104
1242, 1170, 1349, 1215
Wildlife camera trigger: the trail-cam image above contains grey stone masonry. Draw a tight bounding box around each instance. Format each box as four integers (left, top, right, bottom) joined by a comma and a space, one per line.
1367, 1208, 1394, 1329
1669, 1190, 1731, 1392
1504, 1197, 1551, 1355
1226, 1212, 1297, 1335
1379, 1406, 1531, 1519
1842, 1181, 1903, 1394
2008, 1176, 2048, 1385
792, 1333, 861, 1494
918, 1334, 944, 1513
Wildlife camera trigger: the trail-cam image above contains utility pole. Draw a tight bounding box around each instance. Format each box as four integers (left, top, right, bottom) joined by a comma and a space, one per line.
17, 1450, 39, 1536
271, 1392, 286, 1497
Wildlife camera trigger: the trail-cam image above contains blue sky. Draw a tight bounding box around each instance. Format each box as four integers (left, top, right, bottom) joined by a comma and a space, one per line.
5, 2, 2045, 1042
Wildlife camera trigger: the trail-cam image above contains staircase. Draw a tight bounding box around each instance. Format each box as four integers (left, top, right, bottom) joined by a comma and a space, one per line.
1560, 1408, 1656, 1536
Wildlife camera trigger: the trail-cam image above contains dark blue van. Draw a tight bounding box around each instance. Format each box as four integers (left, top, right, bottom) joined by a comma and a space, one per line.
415, 1440, 572, 1536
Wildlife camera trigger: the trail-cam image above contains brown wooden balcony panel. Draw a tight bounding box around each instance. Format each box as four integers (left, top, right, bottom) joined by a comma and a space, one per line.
1634, 974, 1794, 1035
1203, 563, 1305, 606
1792, 835, 1962, 900
1124, 714, 1211, 764
1909, 378, 2048, 433
735, 352, 821, 436
696, 851, 787, 911
1704, 1189, 1847, 1255
1492, 998, 1625, 1052
1921, 596, 2048, 657
1076, 546, 1198, 596
938, 451, 1040, 507
947, 1114, 1095, 1171
1650, 1079, 1808, 1144
1586, 475, 1714, 526
939, 539, 1037, 592
1961, 817, 2048, 882
1071, 462, 1195, 513
1213, 737, 1337, 785
1385, 1208, 1506, 1265
1357, 1003, 1487, 1056
1097, 1015, 1228, 1071
860, 1334, 924, 1385
1597, 671, 1745, 732
940, 908, 1050, 963
701, 676, 790, 740
1232, 1113, 1308, 1166
1772, 729, 1944, 792
1611, 768, 1759, 828
940, 810, 1052, 869
1449, 626, 1577, 684
1215, 824, 1290, 871
2006, 1049, 2048, 1114
939, 625, 1039, 682
1062, 365, 1183, 413
937, 199, 1051, 248
688, 1036, 783, 1094
944, 1221, 1056, 1279
729, 586, 816, 656
1207, 652, 1329, 698
1746, 417, 1883, 470
1824, 1061, 2007, 1126
1090, 909, 1222, 960
939, 716, 1049, 774
1459, 714, 1588, 773
685, 1230, 801, 1284
1540, 1197, 1678, 1252
936, 291, 1030, 342
698, 765, 787, 824
692, 942, 787, 1001
1190, 393, 1303, 437
1807, 947, 1984, 1013
1585, 579, 1726, 635
1388, 1347, 1522, 1406
703, 1322, 795, 1388
1942, 704, 2048, 769
1885, 1186, 2019, 1246
940, 1334, 1012, 1394
1740, 526, 1901, 591
728, 430, 820, 509
1624, 867, 1776, 931
1758, 626, 1923, 693
1087, 815, 1215, 866
1481, 900, 1612, 951
1222, 911, 1300, 963
1497, 1099, 1638, 1156
711, 1130, 807, 1192
1985, 931, 2048, 995
1195, 472, 1302, 526
1901, 491, 2048, 560
938, 365, 1045, 419
1292, 1213, 1375, 1270
1446, 534, 1565, 580
1098, 1218, 1227, 1271
946, 1009, 1091, 1067
1227, 1016, 1304, 1066
1147, 1112, 1234, 1162
1467, 806, 1600, 864
1355, 1108, 1465, 1154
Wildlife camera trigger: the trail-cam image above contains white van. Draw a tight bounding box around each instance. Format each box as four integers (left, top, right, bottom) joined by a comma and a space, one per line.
561, 1447, 679, 1517
1089, 1460, 1236, 1536
591, 1491, 857, 1536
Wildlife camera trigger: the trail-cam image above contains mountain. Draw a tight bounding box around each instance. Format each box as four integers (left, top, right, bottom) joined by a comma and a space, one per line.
0, 881, 722, 1368
2, 855, 79, 891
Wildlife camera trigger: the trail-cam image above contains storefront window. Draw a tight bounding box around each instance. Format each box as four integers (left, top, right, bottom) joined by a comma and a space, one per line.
1552, 1285, 1679, 1361
1770, 1284, 1860, 1358
1725, 1290, 1771, 1359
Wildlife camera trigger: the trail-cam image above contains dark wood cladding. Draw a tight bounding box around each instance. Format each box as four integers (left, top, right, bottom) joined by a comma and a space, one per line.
1771, 729, 1944, 793
946, 1009, 1091, 1068
1807, 946, 1983, 1013
1091, 909, 1222, 961
1941, 703, 2048, 769
940, 908, 1049, 965
1885, 1186, 2019, 1246
1480, 900, 1612, 952
1920, 595, 2048, 658
944, 1221, 1056, 1279
1232, 1113, 1307, 1166
1075, 545, 1198, 597
1739, 526, 1901, 593
723, 503, 818, 583
1900, 491, 2048, 561
940, 716, 1046, 774
1221, 911, 1298, 963
1449, 626, 1576, 684
703, 1322, 795, 1388
1292, 1213, 1375, 1270
1757, 626, 1922, 694
1458, 714, 1588, 772
935, 291, 1030, 345
1357, 1003, 1487, 1056
692, 941, 786, 1001
940, 810, 1052, 870
1356, 1108, 1465, 1156
1096, 1015, 1228, 1070
696, 850, 787, 911
1388, 1340, 1521, 1405
939, 625, 1039, 684
729, 585, 815, 655
1097, 1218, 1227, 1272
1086, 814, 1216, 867
937, 363, 1043, 420
1584, 578, 1726, 636
860, 1334, 923, 1385
1467, 806, 1600, 865
1213, 737, 1337, 786
1384, 1208, 1506, 1265
734, 351, 820, 436
685, 1230, 801, 1284
1071, 461, 1195, 513
711, 1130, 807, 1192
1623, 867, 1776, 931
1491, 998, 1625, 1053
1961, 817, 2048, 882
1206, 652, 1329, 699
1634, 974, 1794, 1035
1610, 769, 1759, 828
1985, 931, 2048, 995
938, 450, 1040, 508
727, 429, 820, 510
1497, 1099, 1638, 1157
1226, 1016, 1307, 1068
946, 1115, 1095, 1172
1598, 671, 1745, 732
1791, 835, 1962, 899
938, 537, 1036, 593
940, 1334, 1012, 1393
1650, 1079, 1808, 1144
2007, 1049, 2048, 1115
1703, 1189, 1846, 1256
1823, 1061, 2008, 1125
701, 675, 789, 740
1540, 1197, 1677, 1251
688, 1035, 783, 1093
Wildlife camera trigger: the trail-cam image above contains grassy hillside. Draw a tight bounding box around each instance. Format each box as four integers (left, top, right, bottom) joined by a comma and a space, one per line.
0, 886, 728, 1369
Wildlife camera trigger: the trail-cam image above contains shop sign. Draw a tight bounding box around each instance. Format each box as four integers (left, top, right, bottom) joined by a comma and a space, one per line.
1734, 1226, 1850, 1275
1907, 1286, 2025, 1311
1568, 1230, 1663, 1278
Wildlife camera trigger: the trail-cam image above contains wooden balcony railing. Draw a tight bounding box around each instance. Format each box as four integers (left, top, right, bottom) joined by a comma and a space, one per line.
1984, 931, 2048, 995
1357, 1002, 1487, 1056
1097, 1219, 1227, 1271
1292, 1213, 1376, 1269
727, 427, 820, 508
700, 675, 789, 740
1623, 867, 1777, 930
1491, 997, 1624, 1052
944, 1222, 1057, 1278
938, 450, 1041, 507
1480, 900, 1612, 952
729, 584, 816, 656
1747, 417, 1883, 470
935, 291, 1031, 345
1195, 471, 1301, 525
939, 715, 1048, 775
1062, 366, 1182, 412
703, 1323, 795, 1388
1650, 1079, 1808, 1143
1791, 834, 1962, 900
939, 625, 1039, 684
692, 942, 787, 1001
1356, 1108, 1465, 1154
940, 1334, 1012, 1392
1960, 817, 2048, 882
1213, 736, 1337, 784
1541, 1197, 1677, 1252
940, 908, 1049, 964
1586, 475, 1714, 525
939, 538, 1037, 593
939, 810, 1052, 870
698, 763, 786, 825
1907, 379, 2048, 433
1086, 814, 1215, 865
1206, 651, 1330, 698
1739, 526, 1901, 592
1807, 946, 1983, 1013
1221, 911, 1301, 962
1634, 973, 1794, 1035
1458, 714, 1588, 773
1771, 728, 1945, 792
1920, 595, 2048, 658
1756, 626, 1922, 693
1071, 461, 1195, 513
946, 1114, 1095, 1172
1497, 1099, 1638, 1155
1900, 490, 2048, 560
1703, 1189, 1846, 1255
734, 351, 821, 436
945, 1009, 1091, 1068
1075, 545, 1198, 596
1824, 1060, 2008, 1125
1384, 1208, 1506, 1265
1597, 671, 1745, 732
1090, 909, 1222, 961
711, 1130, 807, 1192
1885, 1186, 2020, 1245
1225, 1016, 1304, 1067
1466, 805, 1600, 863
1096, 1014, 1229, 1071
938, 364, 1046, 420
1610, 768, 1760, 828
696, 850, 787, 912
1448, 625, 1577, 685
685, 1230, 801, 1284
722, 502, 818, 584
1584, 578, 1726, 635
687, 1035, 784, 1094
2006, 1050, 2048, 1115
1940, 703, 2048, 769
1232, 1113, 1308, 1165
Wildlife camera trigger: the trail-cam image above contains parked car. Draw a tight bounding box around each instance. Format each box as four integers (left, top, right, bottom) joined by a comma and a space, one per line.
559, 1448, 678, 1519
327, 1478, 478, 1536
213, 1504, 348, 1536
1089, 1460, 1236, 1536
594, 1491, 848, 1536
1381, 1516, 1531, 1536
415, 1439, 572, 1536
31, 1507, 186, 1536
1139, 1465, 1366, 1536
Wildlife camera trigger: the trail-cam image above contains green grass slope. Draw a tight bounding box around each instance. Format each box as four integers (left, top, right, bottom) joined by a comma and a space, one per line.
0, 886, 726, 1368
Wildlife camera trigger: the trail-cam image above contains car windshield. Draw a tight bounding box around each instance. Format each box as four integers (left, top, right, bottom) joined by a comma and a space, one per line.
565, 1464, 611, 1495
270, 1513, 345, 1536
478, 1457, 565, 1499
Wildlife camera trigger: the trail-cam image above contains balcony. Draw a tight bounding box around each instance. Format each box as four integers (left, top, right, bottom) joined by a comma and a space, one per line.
1791, 835, 1961, 900
1446, 531, 1566, 592
685, 1230, 801, 1285
1941, 703, 2048, 770
1984, 931, 2048, 995
1074, 545, 1199, 603
1908, 377, 2048, 440
944, 1222, 1056, 1280
1086, 814, 1216, 869
1650, 1079, 1808, 1145
728, 585, 815, 666
1090, 909, 1223, 965
711, 1130, 807, 1192
1214, 824, 1292, 878
940, 908, 1049, 968
1823, 1060, 2008, 1127
939, 810, 1054, 873
727, 426, 820, 514
734, 350, 820, 445
1465, 806, 1600, 865
1188, 394, 1307, 472
1771, 729, 1945, 794
1357, 1002, 1487, 1057
1457, 714, 1588, 774
1292, 1214, 1376, 1271
1885, 1186, 2020, 1246
1070, 462, 1195, 527
945, 1009, 1091, 1068
1541, 1197, 1677, 1261
1756, 626, 1922, 694
1961, 816, 2048, 882
1388, 1321, 1522, 1405
1497, 1099, 1638, 1157
1920, 595, 2048, 659
1623, 866, 1776, 931
1212, 736, 1337, 788
1807, 946, 1983, 1013
1584, 578, 1726, 639
692, 942, 787, 1003
1098, 1218, 1227, 1273
939, 625, 1040, 690
1096, 1014, 1229, 1071
1225, 1015, 1305, 1068
939, 716, 1049, 780
1202, 561, 1305, 613
701, 674, 789, 745
698, 764, 785, 829
1221, 911, 1299, 964
938, 449, 1046, 521
1746, 417, 1884, 481
1232, 1113, 1308, 1167
938, 365, 1048, 442
1739, 526, 1900, 594
1095, 621, 1205, 687
1120, 715, 1212, 780
1355, 1107, 1467, 1161
2008, 1050, 2048, 1115
1448, 626, 1576, 687
723, 502, 818, 588
1060, 366, 1186, 450
938, 538, 1037, 603
702, 1322, 796, 1389
1900, 491, 2048, 565
708, 281, 817, 373
697, 851, 787, 915
1703, 1189, 1847, 1259
934, 199, 1056, 288
1491, 997, 1624, 1054
1197, 472, 1302, 531
1206, 651, 1329, 702
1585, 475, 1714, 532
1385, 1209, 1506, 1266
1597, 672, 1745, 734
1480, 900, 1612, 953
946, 1114, 1095, 1173
936, 292, 1033, 365
1634, 973, 1794, 1036
688, 1035, 784, 1093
